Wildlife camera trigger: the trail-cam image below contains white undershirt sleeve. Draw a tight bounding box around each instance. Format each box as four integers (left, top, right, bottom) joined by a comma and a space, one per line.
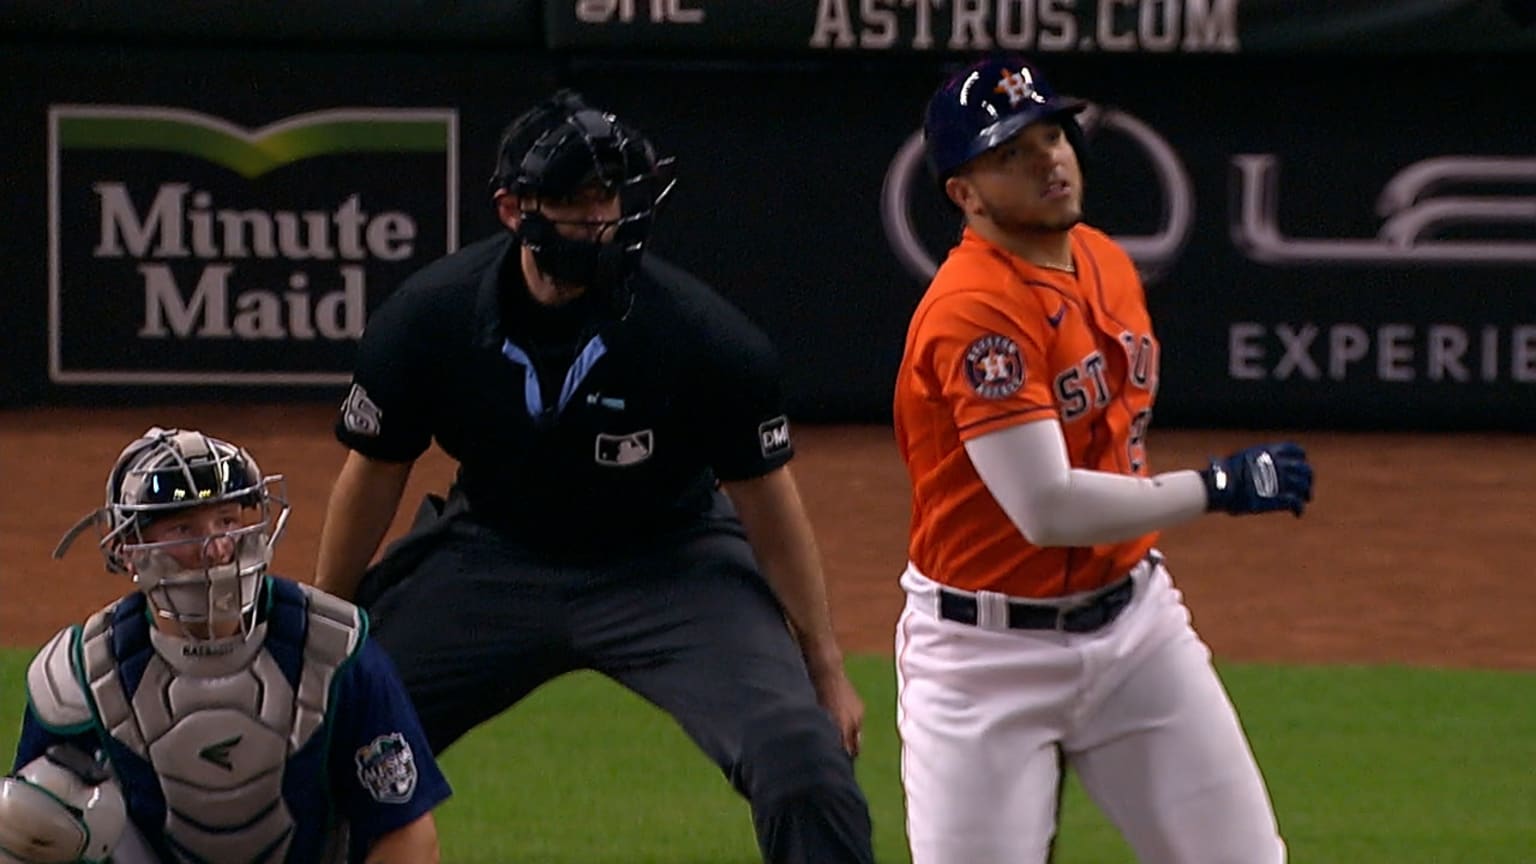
963, 417, 1209, 548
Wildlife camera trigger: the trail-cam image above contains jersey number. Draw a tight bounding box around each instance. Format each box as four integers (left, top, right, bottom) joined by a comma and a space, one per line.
1127, 407, 1152, 473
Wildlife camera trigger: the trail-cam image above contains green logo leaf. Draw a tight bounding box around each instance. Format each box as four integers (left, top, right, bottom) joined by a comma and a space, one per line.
56, 107, 451, 179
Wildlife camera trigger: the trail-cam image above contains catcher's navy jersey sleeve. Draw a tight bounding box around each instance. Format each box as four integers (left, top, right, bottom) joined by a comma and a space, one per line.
328, 639, 451, 856
335, 285, 435, 463
12, 707, 95, 771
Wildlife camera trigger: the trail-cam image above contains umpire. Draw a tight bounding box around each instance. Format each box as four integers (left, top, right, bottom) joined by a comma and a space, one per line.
313, 89, 877, 863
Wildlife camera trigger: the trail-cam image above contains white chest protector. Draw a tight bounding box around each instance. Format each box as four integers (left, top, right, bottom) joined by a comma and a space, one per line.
26, 584, 363, 864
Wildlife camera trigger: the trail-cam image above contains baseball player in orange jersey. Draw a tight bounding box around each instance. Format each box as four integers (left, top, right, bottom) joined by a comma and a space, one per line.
892, 54, 1315, 864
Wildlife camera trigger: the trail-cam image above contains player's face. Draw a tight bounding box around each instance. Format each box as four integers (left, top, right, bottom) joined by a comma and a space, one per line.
536, 185, 623, 242
953, 120, 1083, 233
132, 501, 254, 638
501, 185, 623, 306
136, 502, 246, 570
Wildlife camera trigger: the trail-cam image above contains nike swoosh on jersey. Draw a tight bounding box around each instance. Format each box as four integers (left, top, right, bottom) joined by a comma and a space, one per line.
1047, 304, 1067, 328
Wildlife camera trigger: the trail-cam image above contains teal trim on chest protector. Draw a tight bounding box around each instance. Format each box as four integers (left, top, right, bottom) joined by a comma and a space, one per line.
23, 625, 95, 736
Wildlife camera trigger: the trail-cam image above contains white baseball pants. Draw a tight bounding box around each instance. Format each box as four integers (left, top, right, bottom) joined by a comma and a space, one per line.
895, 556, 1286, 864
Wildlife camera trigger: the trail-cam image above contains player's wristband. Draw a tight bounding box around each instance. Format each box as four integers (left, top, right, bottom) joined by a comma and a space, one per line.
1199, 461, 1231, 513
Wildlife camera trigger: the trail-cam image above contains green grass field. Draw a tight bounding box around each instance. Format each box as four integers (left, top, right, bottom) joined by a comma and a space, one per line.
3, 651, 1533, 863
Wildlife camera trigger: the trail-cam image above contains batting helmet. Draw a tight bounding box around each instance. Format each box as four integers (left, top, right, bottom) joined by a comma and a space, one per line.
923, 54, 1087, 183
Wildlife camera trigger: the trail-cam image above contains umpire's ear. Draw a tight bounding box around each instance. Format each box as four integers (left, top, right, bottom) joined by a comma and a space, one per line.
493, 189, 523, 231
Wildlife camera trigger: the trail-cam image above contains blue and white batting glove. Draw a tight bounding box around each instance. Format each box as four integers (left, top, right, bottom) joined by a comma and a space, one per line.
1201, 441, 1314, 517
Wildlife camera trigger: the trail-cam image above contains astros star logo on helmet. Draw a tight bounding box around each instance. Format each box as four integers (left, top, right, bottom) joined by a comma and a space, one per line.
995, 68, 1046, 107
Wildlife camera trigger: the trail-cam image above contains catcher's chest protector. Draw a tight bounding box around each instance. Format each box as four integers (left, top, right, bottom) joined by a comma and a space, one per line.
35, 583, 362, 864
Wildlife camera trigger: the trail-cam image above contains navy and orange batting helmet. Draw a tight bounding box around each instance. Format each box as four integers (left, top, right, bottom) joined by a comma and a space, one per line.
922, 54, 1087, 184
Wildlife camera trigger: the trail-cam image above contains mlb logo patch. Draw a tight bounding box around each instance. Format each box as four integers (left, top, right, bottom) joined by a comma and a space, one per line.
595, 430, 654, 466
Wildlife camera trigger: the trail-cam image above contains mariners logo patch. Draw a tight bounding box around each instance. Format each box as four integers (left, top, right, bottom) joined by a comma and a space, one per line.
964, 334, 1025, 399
355, 732, 417, 804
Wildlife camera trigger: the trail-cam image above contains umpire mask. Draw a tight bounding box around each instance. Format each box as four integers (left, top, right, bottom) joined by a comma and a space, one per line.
492, 94, 676, 313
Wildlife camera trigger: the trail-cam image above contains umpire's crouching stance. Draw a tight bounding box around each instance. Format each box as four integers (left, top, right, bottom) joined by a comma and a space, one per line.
313, 89, 877, 864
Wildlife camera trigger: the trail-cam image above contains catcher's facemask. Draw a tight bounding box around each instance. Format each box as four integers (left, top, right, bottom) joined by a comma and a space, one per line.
53, 427, 290, 641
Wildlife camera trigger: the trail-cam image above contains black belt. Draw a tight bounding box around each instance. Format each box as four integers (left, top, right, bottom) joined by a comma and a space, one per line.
936, 554, 1155, 633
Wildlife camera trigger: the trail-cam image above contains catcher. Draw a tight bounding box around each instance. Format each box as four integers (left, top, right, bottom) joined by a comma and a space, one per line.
3, 427, 449, 863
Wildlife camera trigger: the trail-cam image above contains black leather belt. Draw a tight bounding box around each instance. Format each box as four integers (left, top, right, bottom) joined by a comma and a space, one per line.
936, 554, 1155, 633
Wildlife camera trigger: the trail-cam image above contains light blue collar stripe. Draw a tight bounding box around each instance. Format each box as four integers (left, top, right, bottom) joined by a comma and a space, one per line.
561, 335, 608, 414
499, 340, 543, 416
500, 335, 608, 418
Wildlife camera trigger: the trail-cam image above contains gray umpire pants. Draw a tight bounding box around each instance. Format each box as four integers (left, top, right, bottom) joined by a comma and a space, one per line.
363, 516, 877, 864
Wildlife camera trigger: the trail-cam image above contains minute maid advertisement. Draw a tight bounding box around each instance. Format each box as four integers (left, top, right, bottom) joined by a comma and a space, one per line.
48, 105, 459, 385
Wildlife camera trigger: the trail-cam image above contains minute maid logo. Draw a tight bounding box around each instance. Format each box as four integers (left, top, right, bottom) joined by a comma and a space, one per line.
48, 105, 459, 385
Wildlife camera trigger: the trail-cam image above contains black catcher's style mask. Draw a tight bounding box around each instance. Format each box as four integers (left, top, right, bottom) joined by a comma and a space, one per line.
491, 90, 676, 308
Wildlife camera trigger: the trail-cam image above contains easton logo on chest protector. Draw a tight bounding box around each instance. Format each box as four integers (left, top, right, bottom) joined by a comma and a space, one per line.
198, 735, 242, 771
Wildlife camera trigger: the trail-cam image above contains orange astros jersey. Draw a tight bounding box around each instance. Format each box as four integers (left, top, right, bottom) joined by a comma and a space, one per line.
894, 224, 1160, 598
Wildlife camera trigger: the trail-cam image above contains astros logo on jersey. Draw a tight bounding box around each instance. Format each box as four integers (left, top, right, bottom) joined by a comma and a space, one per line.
995, 68, 1047, 107
964, 334, 1025, 399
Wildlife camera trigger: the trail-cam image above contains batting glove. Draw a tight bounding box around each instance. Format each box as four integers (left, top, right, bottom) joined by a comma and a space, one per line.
1201, 441, 1314, 517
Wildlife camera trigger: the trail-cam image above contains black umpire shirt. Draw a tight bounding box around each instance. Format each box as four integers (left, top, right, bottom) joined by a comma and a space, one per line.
335, 232, 795, 554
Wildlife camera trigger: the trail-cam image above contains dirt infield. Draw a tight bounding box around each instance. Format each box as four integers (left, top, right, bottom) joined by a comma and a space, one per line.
3, 404, 1532, 670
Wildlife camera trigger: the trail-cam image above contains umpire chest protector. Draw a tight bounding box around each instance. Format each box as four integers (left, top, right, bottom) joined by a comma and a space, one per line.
25, 578, 364, 864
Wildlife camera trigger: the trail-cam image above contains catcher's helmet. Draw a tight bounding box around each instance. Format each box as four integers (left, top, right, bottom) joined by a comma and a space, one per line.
53, 428, 290, 640
489, 89, 676, 303
923, 54, 1086, 183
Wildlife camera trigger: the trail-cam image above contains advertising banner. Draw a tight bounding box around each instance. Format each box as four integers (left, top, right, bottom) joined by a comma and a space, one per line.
546, 0, 1536, 56
4, 0, 544, 46
0, 44, 556, 405
2, 46, 1531, 430
10, 0, 1531, 56
563, 53, 1535, 430
49, 105, 458, 385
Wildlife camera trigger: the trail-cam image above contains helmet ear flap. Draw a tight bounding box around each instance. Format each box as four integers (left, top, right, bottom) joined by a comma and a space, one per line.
1062, 113, 1088, 166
